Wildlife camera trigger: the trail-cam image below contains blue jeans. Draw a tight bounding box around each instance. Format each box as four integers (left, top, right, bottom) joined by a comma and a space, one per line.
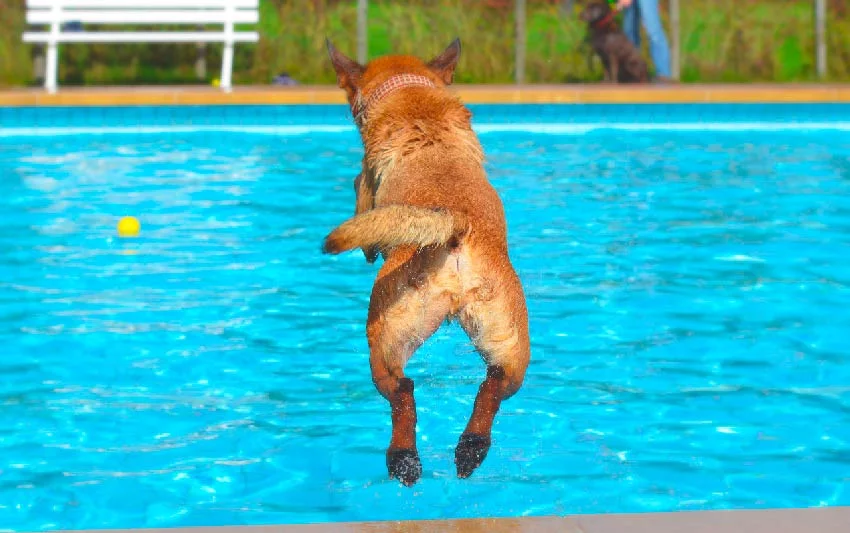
622, 0, 672, 79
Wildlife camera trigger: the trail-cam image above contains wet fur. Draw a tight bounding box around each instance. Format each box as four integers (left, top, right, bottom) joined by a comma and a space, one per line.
323, 38, 530, 486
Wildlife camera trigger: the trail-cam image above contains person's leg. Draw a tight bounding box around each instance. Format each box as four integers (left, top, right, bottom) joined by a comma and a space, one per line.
621, 2, 641, 49
636, 0, 672, 79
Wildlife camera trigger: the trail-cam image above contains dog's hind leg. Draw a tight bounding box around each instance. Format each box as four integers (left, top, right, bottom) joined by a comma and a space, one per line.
366, 247, 454, 486
455, 263, 530, 478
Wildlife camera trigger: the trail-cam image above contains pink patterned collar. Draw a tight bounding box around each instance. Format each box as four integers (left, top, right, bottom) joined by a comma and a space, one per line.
353, 74, 437, 125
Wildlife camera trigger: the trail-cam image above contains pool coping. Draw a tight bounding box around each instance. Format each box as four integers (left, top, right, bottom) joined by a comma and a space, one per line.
2, 83, 850, 107
24, 507, 850, 533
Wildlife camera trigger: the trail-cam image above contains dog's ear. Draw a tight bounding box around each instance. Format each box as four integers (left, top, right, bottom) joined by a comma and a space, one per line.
427, 38, 462, 85
326, 38, 364, 91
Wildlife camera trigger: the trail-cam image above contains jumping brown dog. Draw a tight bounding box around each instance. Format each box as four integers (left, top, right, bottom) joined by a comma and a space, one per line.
321, 38, 531, 486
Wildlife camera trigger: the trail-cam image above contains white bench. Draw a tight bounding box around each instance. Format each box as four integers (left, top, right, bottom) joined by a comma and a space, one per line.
22, 0, 259, 93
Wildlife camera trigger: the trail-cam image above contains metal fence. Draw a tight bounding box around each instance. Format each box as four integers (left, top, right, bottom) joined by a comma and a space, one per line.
16, 0, 840, 87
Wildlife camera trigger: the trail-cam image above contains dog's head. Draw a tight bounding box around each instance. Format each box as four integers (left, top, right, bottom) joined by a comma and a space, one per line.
326, 38, 461, 125
580, 2, 613, 24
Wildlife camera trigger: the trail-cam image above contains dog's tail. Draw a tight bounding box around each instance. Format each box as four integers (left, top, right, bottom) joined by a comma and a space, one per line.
322, 205, 468, 255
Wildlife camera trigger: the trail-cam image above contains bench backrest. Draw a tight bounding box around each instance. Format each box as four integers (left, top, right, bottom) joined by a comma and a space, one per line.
24, 0, 260, 92
26, 0, 259, 27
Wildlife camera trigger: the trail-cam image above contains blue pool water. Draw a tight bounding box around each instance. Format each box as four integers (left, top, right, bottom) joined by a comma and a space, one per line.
1, 104, 849, 530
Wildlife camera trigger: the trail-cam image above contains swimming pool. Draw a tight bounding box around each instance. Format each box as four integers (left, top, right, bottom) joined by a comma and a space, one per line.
1, 103, 849, 530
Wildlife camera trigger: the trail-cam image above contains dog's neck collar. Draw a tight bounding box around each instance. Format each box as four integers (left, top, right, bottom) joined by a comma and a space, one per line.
353, 73, 437, 126
592, 11, 617, 30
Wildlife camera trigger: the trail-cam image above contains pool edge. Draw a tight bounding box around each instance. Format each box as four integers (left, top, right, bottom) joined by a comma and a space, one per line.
19, 507, 850, 533
2, 84, 850, 107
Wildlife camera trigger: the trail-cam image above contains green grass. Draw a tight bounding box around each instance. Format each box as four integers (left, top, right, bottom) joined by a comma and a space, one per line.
1, 0, 849, 87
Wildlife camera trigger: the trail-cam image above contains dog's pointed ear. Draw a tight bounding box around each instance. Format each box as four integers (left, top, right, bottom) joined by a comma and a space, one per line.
427, 38, 461, 85
326, 38, 364, 91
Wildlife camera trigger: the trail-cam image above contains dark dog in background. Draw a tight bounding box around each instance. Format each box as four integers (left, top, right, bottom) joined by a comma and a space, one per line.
580, 1, 649, 84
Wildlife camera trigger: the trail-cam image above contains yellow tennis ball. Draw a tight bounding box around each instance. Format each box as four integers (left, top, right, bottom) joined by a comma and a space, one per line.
117, 216, 141, 237
212, 78, 220, 87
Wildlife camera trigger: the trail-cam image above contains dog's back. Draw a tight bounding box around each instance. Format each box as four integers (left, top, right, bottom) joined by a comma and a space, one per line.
363, 76, 508, 249
323, 53, 510, 258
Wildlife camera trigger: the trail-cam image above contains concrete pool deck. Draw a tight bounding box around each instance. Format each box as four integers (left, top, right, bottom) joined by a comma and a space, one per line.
1, 83, 850, 107
27, 507, 849, 533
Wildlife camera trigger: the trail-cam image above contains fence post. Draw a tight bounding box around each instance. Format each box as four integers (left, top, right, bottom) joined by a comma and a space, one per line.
32, 48, 45, 86
515, 0, 526, 84
670, 0, 680, 81
196, 25, 207, 81
357, 0, 368, 64
815, 0, 826, 79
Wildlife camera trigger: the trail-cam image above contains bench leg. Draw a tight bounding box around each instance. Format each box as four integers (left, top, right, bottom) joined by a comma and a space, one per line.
220, 41, 234, 92
45, 41, 58, 94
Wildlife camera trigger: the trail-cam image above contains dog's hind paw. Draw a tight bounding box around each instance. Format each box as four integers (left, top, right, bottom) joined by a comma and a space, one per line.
455, 433, 491, 479
387, 448, 422, 487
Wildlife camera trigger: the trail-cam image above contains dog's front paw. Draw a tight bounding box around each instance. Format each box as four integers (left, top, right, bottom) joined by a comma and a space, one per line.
387, 448, 422, 487
454, 433, 491, 479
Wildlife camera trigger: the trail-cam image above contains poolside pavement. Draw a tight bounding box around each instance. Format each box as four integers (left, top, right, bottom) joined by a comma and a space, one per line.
1, 84, 850, 106
29, 507, 850, 533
